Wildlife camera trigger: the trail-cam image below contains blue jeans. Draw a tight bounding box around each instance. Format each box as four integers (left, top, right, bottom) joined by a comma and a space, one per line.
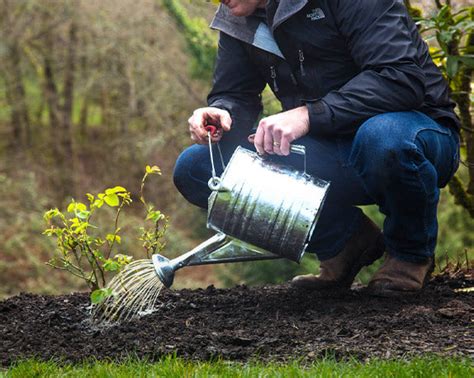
173, 111, 460, 263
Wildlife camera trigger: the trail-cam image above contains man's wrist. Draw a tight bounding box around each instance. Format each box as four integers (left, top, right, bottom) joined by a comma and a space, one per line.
305, 100, 333, 136
298, 105, 310, 135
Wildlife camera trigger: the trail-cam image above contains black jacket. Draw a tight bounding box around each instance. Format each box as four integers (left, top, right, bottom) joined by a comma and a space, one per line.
207, 0, 459, 137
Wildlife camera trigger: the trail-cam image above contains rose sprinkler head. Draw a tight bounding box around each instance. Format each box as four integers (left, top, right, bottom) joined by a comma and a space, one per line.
152, 254, 174, 288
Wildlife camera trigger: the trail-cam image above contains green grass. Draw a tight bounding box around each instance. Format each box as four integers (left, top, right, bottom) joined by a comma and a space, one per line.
2, 356, 472, 378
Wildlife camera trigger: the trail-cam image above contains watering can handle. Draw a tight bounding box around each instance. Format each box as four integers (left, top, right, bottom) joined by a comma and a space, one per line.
247, 134, 307, 174
205, 125, 226, 191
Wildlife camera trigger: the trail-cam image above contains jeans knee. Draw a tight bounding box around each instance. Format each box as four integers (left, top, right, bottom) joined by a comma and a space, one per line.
173, 150, 191, 194
173, 145, 210, 204
173, 162, 187, 196
351, 113, 415, 176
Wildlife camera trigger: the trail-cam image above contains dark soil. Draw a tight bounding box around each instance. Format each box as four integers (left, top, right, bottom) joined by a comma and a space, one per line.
1, 270, 473, 366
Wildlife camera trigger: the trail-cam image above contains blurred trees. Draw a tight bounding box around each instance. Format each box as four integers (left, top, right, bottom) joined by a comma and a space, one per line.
0, 0, 209, 201
0, 0, 213, 296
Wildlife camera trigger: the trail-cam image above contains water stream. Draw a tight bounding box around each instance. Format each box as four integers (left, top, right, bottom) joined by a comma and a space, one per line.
92, 259, 163, 323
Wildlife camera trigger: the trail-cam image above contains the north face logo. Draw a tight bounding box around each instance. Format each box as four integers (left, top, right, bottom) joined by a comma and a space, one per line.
306, 8, 325, 21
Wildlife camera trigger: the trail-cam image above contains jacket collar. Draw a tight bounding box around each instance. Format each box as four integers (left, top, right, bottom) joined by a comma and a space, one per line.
210, 0, 309, 40
210, 4, 261, 46
271, 0, 308, 31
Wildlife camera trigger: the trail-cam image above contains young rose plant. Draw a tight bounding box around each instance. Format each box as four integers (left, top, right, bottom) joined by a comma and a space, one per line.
43, 165, 167, 304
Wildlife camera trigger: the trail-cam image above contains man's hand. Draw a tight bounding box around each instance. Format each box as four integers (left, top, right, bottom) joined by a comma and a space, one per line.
188, 107, 232, 144
251, 106, 310, 156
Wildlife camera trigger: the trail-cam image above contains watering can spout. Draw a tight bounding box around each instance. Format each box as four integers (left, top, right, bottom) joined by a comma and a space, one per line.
152, 254, 174, 288
151, 233, 280, 288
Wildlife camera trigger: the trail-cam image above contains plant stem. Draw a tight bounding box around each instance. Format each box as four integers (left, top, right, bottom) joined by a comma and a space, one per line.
106, 200, 125, 260
46, 262, 93, 286
80, 244, 100, 290
85, 243, 106, 288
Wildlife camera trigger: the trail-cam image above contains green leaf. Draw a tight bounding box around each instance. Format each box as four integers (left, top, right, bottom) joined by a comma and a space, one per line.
94, 238, 105, 247
103, 259, 120, 272
92, 199, 104, 209
145, 165, 161, 175
67, 201, 88, 213
104, 194, 119, 207
43, 228, 57, 236
105, 186, 127, 195
43, 208, 61, 221
446, 55, 459, 78
458, 55, 474, 68
106, 234, 121, 244
146, 210, 164, 222
90, 288, 113, 304
115, 254, 133, 265
76, 210, 90, 220
72, 222, 89, 234
76, 203, 87, 211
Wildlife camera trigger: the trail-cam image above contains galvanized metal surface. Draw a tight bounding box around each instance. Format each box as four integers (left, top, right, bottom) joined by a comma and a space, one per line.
207, 146, 329, 262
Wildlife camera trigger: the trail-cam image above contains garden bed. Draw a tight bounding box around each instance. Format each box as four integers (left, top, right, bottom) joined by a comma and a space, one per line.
1, 270, 472, 366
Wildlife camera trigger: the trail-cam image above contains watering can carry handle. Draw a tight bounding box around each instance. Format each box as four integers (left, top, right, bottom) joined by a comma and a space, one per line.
247, 133, 307, 174
205, 128, 308, 191
205, 126, 226, 191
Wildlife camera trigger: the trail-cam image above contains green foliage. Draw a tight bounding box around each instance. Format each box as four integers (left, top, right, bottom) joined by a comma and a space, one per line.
418, 4, 474, 215
90, 287, 113, 304
43, 166, 168, 303
419, 5, 474, 80
43, 186, 133, 298
162, 0, 217, 80
139, 165, 169, 258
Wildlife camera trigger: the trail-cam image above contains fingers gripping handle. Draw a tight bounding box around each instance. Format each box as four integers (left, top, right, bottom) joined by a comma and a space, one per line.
247, 134, 307, 174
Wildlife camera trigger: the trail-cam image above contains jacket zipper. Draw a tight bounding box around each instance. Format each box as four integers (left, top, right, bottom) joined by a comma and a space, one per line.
270, 65, 279, 92
298, 49, 306, 77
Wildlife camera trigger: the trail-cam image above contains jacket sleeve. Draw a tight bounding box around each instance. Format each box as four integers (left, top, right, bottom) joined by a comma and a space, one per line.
207, 31, 267, 125
307, 0, 426, 136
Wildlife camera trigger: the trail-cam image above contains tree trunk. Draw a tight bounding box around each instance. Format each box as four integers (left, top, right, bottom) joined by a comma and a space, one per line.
79, 98, 89, 138
63, 21, 77, 134
2, 43, 30, 147
3, 77, 22, 145
78, 36, 89, 138
61, 20, 77, 194
44, 56, 75, 201
44, 57, 61, 133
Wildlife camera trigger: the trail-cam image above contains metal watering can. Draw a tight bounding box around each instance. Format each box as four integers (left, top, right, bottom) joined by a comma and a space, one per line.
153, 130, 330, 288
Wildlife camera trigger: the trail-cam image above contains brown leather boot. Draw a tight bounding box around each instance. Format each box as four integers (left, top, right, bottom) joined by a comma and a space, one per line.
368, 254, 435, 297
291, 214, 384, 290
